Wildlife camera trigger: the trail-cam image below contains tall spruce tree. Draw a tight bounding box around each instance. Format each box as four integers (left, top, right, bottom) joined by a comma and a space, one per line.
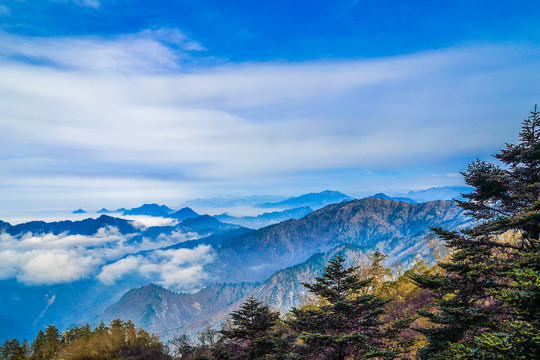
219, 296, 280, 360
411, 106, 540, 359
287, 253, 411, 360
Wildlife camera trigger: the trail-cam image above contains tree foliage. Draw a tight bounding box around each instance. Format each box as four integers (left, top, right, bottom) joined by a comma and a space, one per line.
411, 106, 540, 359
287, 253, 413, 360
217, 296, 280, 360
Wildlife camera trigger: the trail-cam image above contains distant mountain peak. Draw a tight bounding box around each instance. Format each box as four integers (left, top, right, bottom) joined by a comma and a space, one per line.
257, 190, 353, 210
368, 193, 416, 204
406, 186, 474, 202
97, 208, 126, 214
123, 204, 173, 217
320, 190, 344, 195
168, 207, 199, 221
72, 209, 86, 214
215, 206, 313, 229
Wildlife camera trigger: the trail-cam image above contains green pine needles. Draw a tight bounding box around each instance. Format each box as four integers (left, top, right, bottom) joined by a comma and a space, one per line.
411, 106, 540, 359
287, 253, 413, 360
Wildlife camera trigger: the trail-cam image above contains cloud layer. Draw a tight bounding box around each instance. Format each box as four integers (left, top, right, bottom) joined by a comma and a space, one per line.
0, 224, 211, 288
98, 245, 215, 289
0, 29, 539, 209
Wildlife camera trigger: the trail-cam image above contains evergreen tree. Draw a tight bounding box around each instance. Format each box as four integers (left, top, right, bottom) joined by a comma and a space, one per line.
411, 106, 540, 359
30, 330, 45, 360
29, 325, 61, 360
0, 339, 26, 360
219, 296, 280, 360
287, 253, 411, 360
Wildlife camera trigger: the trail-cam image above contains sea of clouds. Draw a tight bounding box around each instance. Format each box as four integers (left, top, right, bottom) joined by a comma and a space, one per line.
0, 223, 215, 290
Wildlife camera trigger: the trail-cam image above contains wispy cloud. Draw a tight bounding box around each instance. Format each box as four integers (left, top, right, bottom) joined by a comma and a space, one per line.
0, 28, 539, 206
0, 29, 204, 72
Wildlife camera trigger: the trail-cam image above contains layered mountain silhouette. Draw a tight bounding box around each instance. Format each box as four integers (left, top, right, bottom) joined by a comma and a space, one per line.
0, 196, 470, 342
180, 195, 286, 209
122, 204, 174, 217
168, 207, 199, 221
97, 208, 127, 214
405, 186, 473, 202
215, 206, 313, 229
0, 215, 139, 236
368, 193, 416, 203
257, 190, 353, 209
99, 198, 469, 336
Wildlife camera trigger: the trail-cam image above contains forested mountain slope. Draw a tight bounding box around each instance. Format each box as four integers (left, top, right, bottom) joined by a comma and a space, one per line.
208, 198, 468, 283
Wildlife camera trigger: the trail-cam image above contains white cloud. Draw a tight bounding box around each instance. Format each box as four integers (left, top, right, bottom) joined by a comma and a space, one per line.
97, 256, 141, 285
0, 29, 203, 72
0, 250, 21, 279
18, 250, 102, 284
0, 224, 208, 286
98, 245, 215, 290
0, 30, 538, 207
0, 248, 102, 284
122, 215, 178, 228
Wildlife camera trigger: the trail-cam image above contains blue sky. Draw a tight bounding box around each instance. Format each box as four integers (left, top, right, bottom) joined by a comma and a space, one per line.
0, 0, 539, 211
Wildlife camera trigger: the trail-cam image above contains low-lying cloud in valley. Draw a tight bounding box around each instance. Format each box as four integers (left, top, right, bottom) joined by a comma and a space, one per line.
98, 245, 215, 289
0, 225, 213, 289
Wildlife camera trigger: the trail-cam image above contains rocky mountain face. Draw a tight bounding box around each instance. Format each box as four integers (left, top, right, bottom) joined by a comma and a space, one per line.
99, 282, 259, 337
209, 198, 468, 283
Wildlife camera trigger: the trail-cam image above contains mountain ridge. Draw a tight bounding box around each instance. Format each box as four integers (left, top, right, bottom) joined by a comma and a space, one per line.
209, 197, 467, 283
215, 206, 313, 229
257, 190, 352, 210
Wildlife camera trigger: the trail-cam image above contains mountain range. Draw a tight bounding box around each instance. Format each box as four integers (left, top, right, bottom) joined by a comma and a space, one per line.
180, 195, 287, 209
215, 206, 313, 229
404, 186, 473, 202
0, 191, 472, 343
0, 214, 238, 240
257, 190, 352, 210
97, 198, 469, 337
206, 198, 467, 283
368, 193, 416, 203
